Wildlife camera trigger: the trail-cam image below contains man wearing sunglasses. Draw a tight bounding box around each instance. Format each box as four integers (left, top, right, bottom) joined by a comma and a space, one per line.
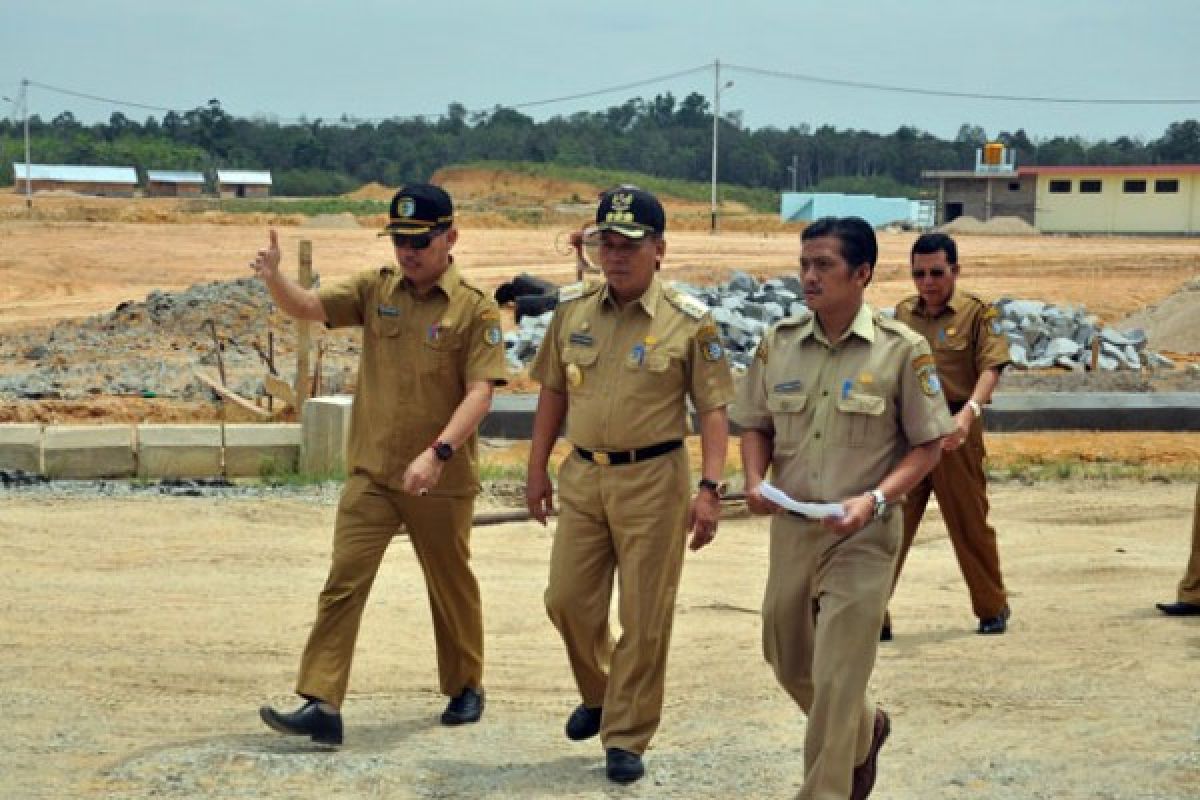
525, 186, 733, 785
886, 232, 1012, 640
251, 183, 508, 745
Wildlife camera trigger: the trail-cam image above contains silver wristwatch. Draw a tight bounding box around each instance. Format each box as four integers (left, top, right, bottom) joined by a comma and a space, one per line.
868, 488, 887, 519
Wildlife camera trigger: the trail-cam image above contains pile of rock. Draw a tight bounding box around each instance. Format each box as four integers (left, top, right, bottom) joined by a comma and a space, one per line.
995, 299, 1172, 371
503, 271, 807, 371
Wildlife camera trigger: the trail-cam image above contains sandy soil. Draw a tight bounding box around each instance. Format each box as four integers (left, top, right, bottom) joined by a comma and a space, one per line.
3, 481, 1198, 799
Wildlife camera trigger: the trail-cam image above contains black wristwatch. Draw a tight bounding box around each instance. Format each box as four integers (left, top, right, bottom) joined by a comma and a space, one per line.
697, 478, 727, 498
431, 441, 454, 462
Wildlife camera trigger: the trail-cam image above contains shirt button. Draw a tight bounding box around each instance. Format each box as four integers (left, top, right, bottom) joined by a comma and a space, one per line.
822, 389, 829, 397
814, 432, 821, 439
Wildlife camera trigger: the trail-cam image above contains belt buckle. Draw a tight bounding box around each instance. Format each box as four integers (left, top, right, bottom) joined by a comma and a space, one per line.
593, 451, 611, 466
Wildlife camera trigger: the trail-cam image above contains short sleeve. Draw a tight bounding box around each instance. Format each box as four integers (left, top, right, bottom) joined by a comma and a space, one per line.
463, 296, 510, 386
898, 338, 956, 446
686, 315, 735, 413
975, 303, 1012, 374
529, 307, 567, 392
729, 334, 774, 432
317, 269, 375, 329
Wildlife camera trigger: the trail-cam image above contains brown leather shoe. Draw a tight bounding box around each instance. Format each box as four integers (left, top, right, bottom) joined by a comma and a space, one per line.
850, 708, 890, 800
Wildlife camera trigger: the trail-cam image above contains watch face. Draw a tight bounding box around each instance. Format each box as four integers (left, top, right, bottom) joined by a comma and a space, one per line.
433, 442, 453, 461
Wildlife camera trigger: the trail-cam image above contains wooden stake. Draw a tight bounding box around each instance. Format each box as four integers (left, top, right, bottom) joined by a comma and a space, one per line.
296, 240, 313, 404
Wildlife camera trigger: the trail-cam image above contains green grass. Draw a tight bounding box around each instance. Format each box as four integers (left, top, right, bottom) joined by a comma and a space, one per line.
458, 160, 781, 214
185, 197, 389, 216
990, 458, 1200, 484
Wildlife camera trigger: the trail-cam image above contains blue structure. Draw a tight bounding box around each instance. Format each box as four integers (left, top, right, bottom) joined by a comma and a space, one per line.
781, 192, 931, 228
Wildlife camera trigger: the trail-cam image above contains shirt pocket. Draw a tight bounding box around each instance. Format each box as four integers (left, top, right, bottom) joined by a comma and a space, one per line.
766, 391, 808, 443
562, 345, 600, 396
366, 311, 404, 339
835, 391, 886, 447
419, 329, 463, 373
622, 348, 678, 399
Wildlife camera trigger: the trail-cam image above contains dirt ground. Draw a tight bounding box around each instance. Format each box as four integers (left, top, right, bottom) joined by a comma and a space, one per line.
3, 481, 1198, 799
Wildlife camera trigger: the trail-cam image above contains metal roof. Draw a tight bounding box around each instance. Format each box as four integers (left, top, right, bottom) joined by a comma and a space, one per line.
1018, 164, 1200, 176
216, 169, 272, 185
146, 170, 205, 184
11, 163, 137, 184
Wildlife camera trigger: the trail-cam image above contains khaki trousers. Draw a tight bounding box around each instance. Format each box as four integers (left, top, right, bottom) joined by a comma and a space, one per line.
1176, 484, 1200, 604
764, 511, 898, 800
895, 419, 1008, 619
296, 473, 483, 708
545, 448, 690, 754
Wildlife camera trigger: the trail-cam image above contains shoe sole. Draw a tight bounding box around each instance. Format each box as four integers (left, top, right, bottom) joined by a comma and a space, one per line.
259, 707, 342, 746
855, 712, 891, 800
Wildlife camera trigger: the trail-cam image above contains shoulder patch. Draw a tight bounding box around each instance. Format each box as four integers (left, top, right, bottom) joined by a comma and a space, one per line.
666, 289, 711, 320
456, 276, 486, 297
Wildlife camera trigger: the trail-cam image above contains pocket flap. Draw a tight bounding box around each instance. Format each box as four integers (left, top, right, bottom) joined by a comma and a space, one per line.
767, 393, 808, 413
563, 345, 599, 367
836, 392, 886, 415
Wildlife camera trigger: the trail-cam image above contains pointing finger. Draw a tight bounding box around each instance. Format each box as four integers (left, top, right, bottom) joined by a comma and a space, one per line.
268, 228, 279, 252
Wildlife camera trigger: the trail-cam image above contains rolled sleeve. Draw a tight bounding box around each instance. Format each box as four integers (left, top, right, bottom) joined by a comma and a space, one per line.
317, 269, 374, 329
900, 338, 956, 446
529, 310, 566, 392
687, 315, 735, 413
976, 305, 1012, 373
463, 298, 510, 386
729, 338, 773, 432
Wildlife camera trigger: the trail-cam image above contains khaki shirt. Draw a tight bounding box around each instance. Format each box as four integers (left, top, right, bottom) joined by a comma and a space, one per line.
731, 303, 954, 503
318, 261, 508, 496
895, 289, 1011, 406
529, 276, 734, 450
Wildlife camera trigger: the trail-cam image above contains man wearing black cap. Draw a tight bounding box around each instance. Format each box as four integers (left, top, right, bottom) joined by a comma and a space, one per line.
525, 185, 734, 784
250, 183, 508, 745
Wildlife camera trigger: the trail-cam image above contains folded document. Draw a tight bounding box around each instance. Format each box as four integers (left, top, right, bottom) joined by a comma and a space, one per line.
758, 481, 846, 520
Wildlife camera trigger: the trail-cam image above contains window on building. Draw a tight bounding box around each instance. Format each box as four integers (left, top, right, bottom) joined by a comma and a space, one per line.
1123, 179, 1147, 193
1048, 179, 1072, 193
1007, 181, 1021, 191
1155, 179, 1180, 193
1079, 180, 1102, 194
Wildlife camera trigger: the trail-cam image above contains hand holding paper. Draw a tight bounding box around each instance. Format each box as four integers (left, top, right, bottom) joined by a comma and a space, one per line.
758, 481, 846, 520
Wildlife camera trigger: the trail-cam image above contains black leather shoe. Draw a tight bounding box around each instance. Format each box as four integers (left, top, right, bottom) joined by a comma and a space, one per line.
605, 747, 645, 784
441, 686, 484, 726
259, 699, 343, 746
1157, 601, 1200, 616
977, 606, 1011, 635
850, 708, 890, 800
565, 704, 603, 741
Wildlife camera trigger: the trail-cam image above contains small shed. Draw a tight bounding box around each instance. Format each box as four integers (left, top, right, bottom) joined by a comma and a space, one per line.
780, 192, 930, 229
216, 169, 272, 199
145, 170, 206, 198
12, 163, 138, 197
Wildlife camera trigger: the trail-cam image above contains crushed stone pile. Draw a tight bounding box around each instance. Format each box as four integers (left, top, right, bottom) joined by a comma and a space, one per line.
994, 298, 1171, 371
0, 278, 359, 402
937, 215, 1040, 236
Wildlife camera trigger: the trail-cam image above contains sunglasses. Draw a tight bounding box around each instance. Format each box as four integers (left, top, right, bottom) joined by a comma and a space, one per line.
390, 229, 445, 250
911, 268, 948, 279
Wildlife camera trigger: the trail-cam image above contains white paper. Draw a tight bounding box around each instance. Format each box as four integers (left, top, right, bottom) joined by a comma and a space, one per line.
758, 481, 846, 520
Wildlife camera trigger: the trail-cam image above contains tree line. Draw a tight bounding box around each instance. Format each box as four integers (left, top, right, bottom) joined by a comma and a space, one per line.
2, 94, 1199, 198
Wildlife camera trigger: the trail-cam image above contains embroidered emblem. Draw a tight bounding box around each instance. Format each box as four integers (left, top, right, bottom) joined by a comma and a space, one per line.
484, 326, 502, 346
702, 339, 723, 362
917, 364, 942, 397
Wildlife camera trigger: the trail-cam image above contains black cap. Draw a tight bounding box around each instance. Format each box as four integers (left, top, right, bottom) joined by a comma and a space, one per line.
594, 185, 665, 238
380, 183, 454, 235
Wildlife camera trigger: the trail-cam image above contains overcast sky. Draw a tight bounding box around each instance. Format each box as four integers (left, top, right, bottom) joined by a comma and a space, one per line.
3, 1, 1198, 142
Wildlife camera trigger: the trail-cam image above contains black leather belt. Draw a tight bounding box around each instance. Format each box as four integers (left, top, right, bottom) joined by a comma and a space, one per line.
574, 439, 683, 466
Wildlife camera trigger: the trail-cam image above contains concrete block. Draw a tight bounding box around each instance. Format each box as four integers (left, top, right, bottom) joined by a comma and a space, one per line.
301, 395, 354, 477
0, 424, 42, 472
43, 425, 135, 479
137, 425, 223, 479
225, 424, 302, 477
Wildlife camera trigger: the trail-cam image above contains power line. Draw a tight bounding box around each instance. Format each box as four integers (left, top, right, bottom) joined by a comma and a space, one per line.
26, 79, 183, 114
725, 63, 1200, 106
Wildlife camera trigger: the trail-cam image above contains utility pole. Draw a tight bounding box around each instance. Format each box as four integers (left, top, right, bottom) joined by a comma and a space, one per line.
786, 153, 799, 192
22, 79, 31, 212
709, 60, 733, 234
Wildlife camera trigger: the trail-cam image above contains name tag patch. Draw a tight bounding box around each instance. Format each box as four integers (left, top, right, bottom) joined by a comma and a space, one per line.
377, 304, 400, 317
773, 380, 804, 393
568, 332, 594, 346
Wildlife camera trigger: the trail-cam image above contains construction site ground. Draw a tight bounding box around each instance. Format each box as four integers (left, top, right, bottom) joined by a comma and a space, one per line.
3, 480, 1198, 799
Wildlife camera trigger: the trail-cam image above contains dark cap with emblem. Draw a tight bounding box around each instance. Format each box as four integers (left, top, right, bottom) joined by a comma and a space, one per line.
595, 184, 665, 238
379, 183, 454, 235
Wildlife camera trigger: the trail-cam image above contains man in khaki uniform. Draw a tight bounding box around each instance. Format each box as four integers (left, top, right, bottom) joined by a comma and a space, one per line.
525, 186, 733, 785
253, 184, 508, 746
888, 233, 1012, 638
734, 216, 953, 800
1156, 485, 1200, 616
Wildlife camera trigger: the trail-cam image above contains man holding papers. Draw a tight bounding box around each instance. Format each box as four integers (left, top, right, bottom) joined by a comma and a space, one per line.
731, 216, 953, 800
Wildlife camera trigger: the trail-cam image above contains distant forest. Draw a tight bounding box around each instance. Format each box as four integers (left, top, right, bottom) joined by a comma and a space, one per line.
2, 93, 1199, 198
